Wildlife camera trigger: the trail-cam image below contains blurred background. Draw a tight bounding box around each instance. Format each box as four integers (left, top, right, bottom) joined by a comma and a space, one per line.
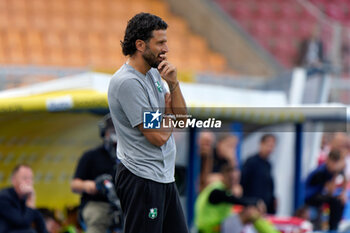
1, 0, 350, 232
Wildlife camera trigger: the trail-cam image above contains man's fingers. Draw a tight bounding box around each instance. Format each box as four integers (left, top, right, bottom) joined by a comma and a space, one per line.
159, 54, 167, 60
161, 66, 170, 77
158, 60, 168, 71
160, 64, 175, 77
164, 66, 175, 77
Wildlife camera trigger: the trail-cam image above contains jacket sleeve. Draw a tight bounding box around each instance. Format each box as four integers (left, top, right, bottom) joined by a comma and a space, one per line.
209, 189, 258, 206
31, 208, 49, 233
0, 198, 31, 227
241, 159, 253, 195
308, 170, 327, 186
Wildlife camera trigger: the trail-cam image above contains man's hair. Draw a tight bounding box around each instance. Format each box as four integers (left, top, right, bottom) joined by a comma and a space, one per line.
328, 149, 341, 162
98, 113, 115, 138
11, 164, 31, 178
260, 134, 276, 143
121, 12, 168, 56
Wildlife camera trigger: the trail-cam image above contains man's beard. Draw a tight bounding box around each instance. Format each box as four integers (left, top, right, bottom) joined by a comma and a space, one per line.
142, 46, 160, 68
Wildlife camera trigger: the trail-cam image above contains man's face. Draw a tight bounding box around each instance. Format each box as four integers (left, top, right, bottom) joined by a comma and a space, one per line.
327, 158, 345, 174
12, 166, 34, 197
142, 30, 168, 68
105, 127, 116, 141
259, 137, 276, 158
104, 127, 117, 157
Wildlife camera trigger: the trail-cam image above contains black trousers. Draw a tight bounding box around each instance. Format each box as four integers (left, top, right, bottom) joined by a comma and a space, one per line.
306, 194, 344, 230
115, 163, 189, 233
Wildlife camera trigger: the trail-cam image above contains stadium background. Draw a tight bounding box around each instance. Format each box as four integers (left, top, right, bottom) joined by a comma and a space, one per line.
1, 0, 350, 232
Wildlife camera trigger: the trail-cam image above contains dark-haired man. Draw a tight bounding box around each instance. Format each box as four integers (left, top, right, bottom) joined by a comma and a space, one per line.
108, 13, 188, 233
0, 164, 48, 233
241, 134, 277, 214
305, 150, 346, 231
71, 114, 117, 233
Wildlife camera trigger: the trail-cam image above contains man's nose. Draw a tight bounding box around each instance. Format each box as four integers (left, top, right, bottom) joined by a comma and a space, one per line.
163, 44, 169, 53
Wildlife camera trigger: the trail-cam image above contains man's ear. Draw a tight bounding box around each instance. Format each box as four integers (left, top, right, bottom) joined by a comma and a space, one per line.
135, 39, 146, 53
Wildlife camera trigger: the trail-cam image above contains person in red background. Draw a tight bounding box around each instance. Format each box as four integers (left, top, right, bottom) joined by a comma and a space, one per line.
305, 150, 346, 231
318, 133, 347, 165
296, 25, 325, 76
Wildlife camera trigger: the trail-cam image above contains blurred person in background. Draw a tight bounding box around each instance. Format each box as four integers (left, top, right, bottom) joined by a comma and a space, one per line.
71, 114, 117, 233
318, 133, 348, 165
37, 208, 61, 233
341, 28, 350, 76
61, 206, 84, 233
296, 25, 325, 76
305, 149, 346, 231
330, 133, 348, 153
241, 134, 277, 214
0, 164, 48, 233
317, 133, 332, 165
198, 132, 241, 196
294, 205, 311, 221
212, 134, 238, 173
343, 136, 350, 184
195, 164, 279, 233
198, 131, 216, 191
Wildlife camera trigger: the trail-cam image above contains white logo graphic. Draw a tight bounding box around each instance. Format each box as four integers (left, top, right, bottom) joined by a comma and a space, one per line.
143, 110, 162, 129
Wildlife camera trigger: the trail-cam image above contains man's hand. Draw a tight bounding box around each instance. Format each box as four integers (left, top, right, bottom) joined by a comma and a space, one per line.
25, 189, 36, 208
84, 181, 98, 195
198, 131, 215, 157
19, 183, 34, 196
157, 56, 187, 121
339, 191, 347, 205
325, 179, 336, 195
71, 178, 98, 195
19, 183, 36, 208
257, 200, 267, 215
158, 59, 177, 88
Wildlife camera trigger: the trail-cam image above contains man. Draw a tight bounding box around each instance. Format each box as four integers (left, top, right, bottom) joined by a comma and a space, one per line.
296, 25, 325, 75
212, 134, 237, 173
37, 208, 61, 233
71, 114, 117, 233
198, 131, 216, 191
0, 164, 47, 233
108, 13, 188, 233
198, 132, 240, 195
305, 149, 346, 231
319, 133, 347, 165
241, 134, 277, 214
195, 164, 279, 233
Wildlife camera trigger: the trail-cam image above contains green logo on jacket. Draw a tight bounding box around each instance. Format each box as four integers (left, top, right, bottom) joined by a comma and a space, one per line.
148, 208, 158, 219
155, 81, 163, 93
